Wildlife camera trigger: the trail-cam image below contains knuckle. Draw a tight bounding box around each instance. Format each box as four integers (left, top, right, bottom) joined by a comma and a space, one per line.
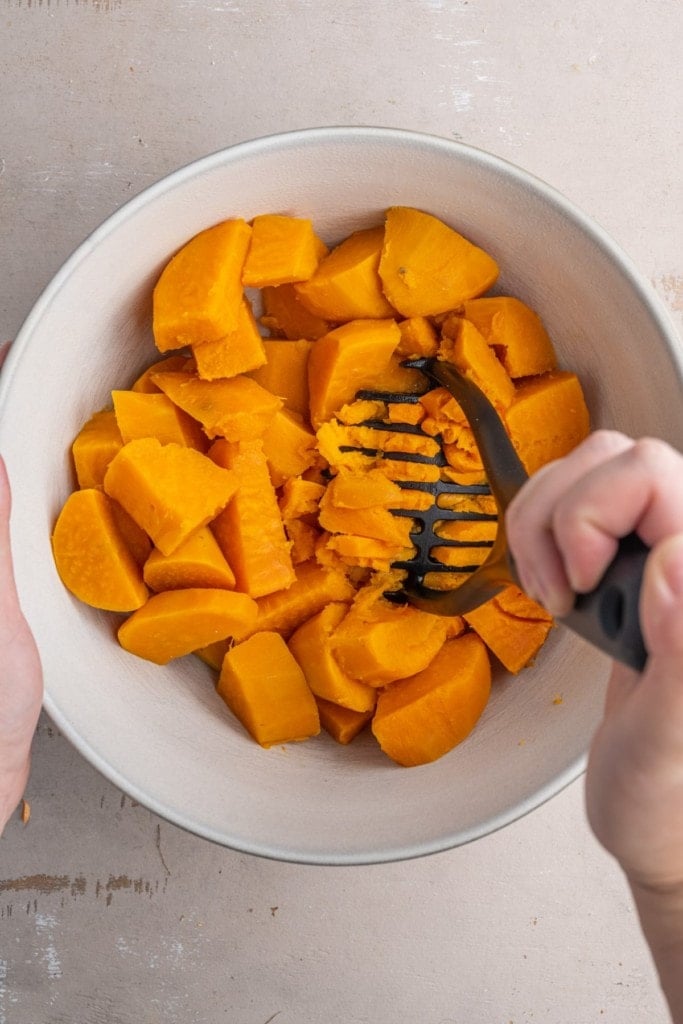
628, 436, 674, 471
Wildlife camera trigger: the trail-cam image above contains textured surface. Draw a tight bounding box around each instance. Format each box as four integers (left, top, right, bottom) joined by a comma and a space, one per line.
1, 1, 682, 1021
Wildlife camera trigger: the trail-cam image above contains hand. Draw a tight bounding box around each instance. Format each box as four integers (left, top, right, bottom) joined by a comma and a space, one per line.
506, 430, 683, 1021
0, 342, 43, 832
507, 429, 683, 885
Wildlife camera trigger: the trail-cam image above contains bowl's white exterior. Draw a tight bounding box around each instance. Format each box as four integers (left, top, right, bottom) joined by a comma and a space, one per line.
2, 127, 682, 864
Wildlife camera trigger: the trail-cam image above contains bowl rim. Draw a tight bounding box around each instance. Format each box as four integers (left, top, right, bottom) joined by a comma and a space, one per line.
3, 125, 681, 865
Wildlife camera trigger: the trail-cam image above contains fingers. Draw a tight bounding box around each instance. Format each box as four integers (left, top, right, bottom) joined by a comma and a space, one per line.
506, 430, 635, 614
554, 439, 683, 581
507, 432, 683, 618
0, 455, 43, 832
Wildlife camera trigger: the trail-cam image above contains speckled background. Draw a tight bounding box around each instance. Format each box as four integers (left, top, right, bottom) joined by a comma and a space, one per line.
1, 2, 681, 1021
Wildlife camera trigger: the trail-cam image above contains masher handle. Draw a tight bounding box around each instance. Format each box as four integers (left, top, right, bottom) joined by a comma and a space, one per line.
558, 531, 649, 672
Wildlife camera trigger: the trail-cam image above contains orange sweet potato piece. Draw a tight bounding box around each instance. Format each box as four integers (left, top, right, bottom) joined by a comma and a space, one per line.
103, 438, 237, 556
432, 515, 496, 571
261, 409, 318, 487
194, 640, 229, 672
71, 409, 123, 489
315, 418, 441, 485
217, 631, 320, 747
192, 298, 267, 380
284, 519, 321, 565
369, 353, 428, 395
132, 355, 192, 394
51, 489, 149, 612
295, 226, 396, 321
318, 470, 414, 549
152, 218, 252, 351
441, 317, 515, 411
242, 214, 325, 287
111, 390, 207, 450
193, 559, 352, 669
321, 533, 412, 572
260, 283, 332, 340
209, 438, 295, 598
329, 587, 448, 685
386, 401, 425, 426
371, 632, 492, 766
279, 478, 325, 566
278, 477, 325, 521
396, 316, 439, 358
316, 698, 373, 745
152, 371, 282, 441
464, 585, 554, 673
249, 339, 313, 419
461, 297, 558, 379
143, 526, 236, 592
308, 318, 401, 430
109, 499, 153, 567
289, 603, 377, 712
505, 371, 591, 474
118, 588, 258, 665
378, 207, 498, 316
253, 560, 355, 637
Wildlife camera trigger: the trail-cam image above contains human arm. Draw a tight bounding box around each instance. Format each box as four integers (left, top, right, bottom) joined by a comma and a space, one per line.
0, 342, 43, 833
506, 430, 683, 1022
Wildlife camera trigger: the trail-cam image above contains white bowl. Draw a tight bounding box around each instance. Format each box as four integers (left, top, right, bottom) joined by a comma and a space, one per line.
2, 127, 682, 865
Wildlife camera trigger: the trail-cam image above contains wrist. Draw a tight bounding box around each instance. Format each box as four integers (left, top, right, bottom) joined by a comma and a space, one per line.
627, 877, 683, 1021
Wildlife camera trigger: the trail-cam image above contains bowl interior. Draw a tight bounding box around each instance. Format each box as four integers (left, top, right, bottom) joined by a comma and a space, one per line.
2, 128, 682, 864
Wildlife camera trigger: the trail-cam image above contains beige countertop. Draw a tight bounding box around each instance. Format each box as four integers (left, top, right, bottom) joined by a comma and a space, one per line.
1, 2, 682, 1021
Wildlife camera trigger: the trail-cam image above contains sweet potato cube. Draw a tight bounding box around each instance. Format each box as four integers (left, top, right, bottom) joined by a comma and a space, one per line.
152, 218, 252, 351
505, 371, 591, 475
51, 489, 149, 612
296, 226, 396, 321
143, 526, 236, 592
71, 409, 123, 489
316, 698, 374, 745
217, 631, 320, 747
118, 588, 258, 665
111, 390, 206, 450
308, 318, 401, 429
249, 339, 313, 419
278, 477, 325, 520
289, 603, 377, 712
379, 207, 498, 317
260, 284, 331, 340
209, 438, 295, 598
329, 589, 448, 685
441, 317, 515, 411
396, 316, 439, 358
371, 632, 492, 766
464, 585, 554, 673
261, 409, 318, 487
253, 560, 355, 637
462, 296, 558, 379
103, 438, 237, 556
132, 355, 192, 394
192, 298, 267, 381
152, 371, 282, 441
242, 214, 324, 287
